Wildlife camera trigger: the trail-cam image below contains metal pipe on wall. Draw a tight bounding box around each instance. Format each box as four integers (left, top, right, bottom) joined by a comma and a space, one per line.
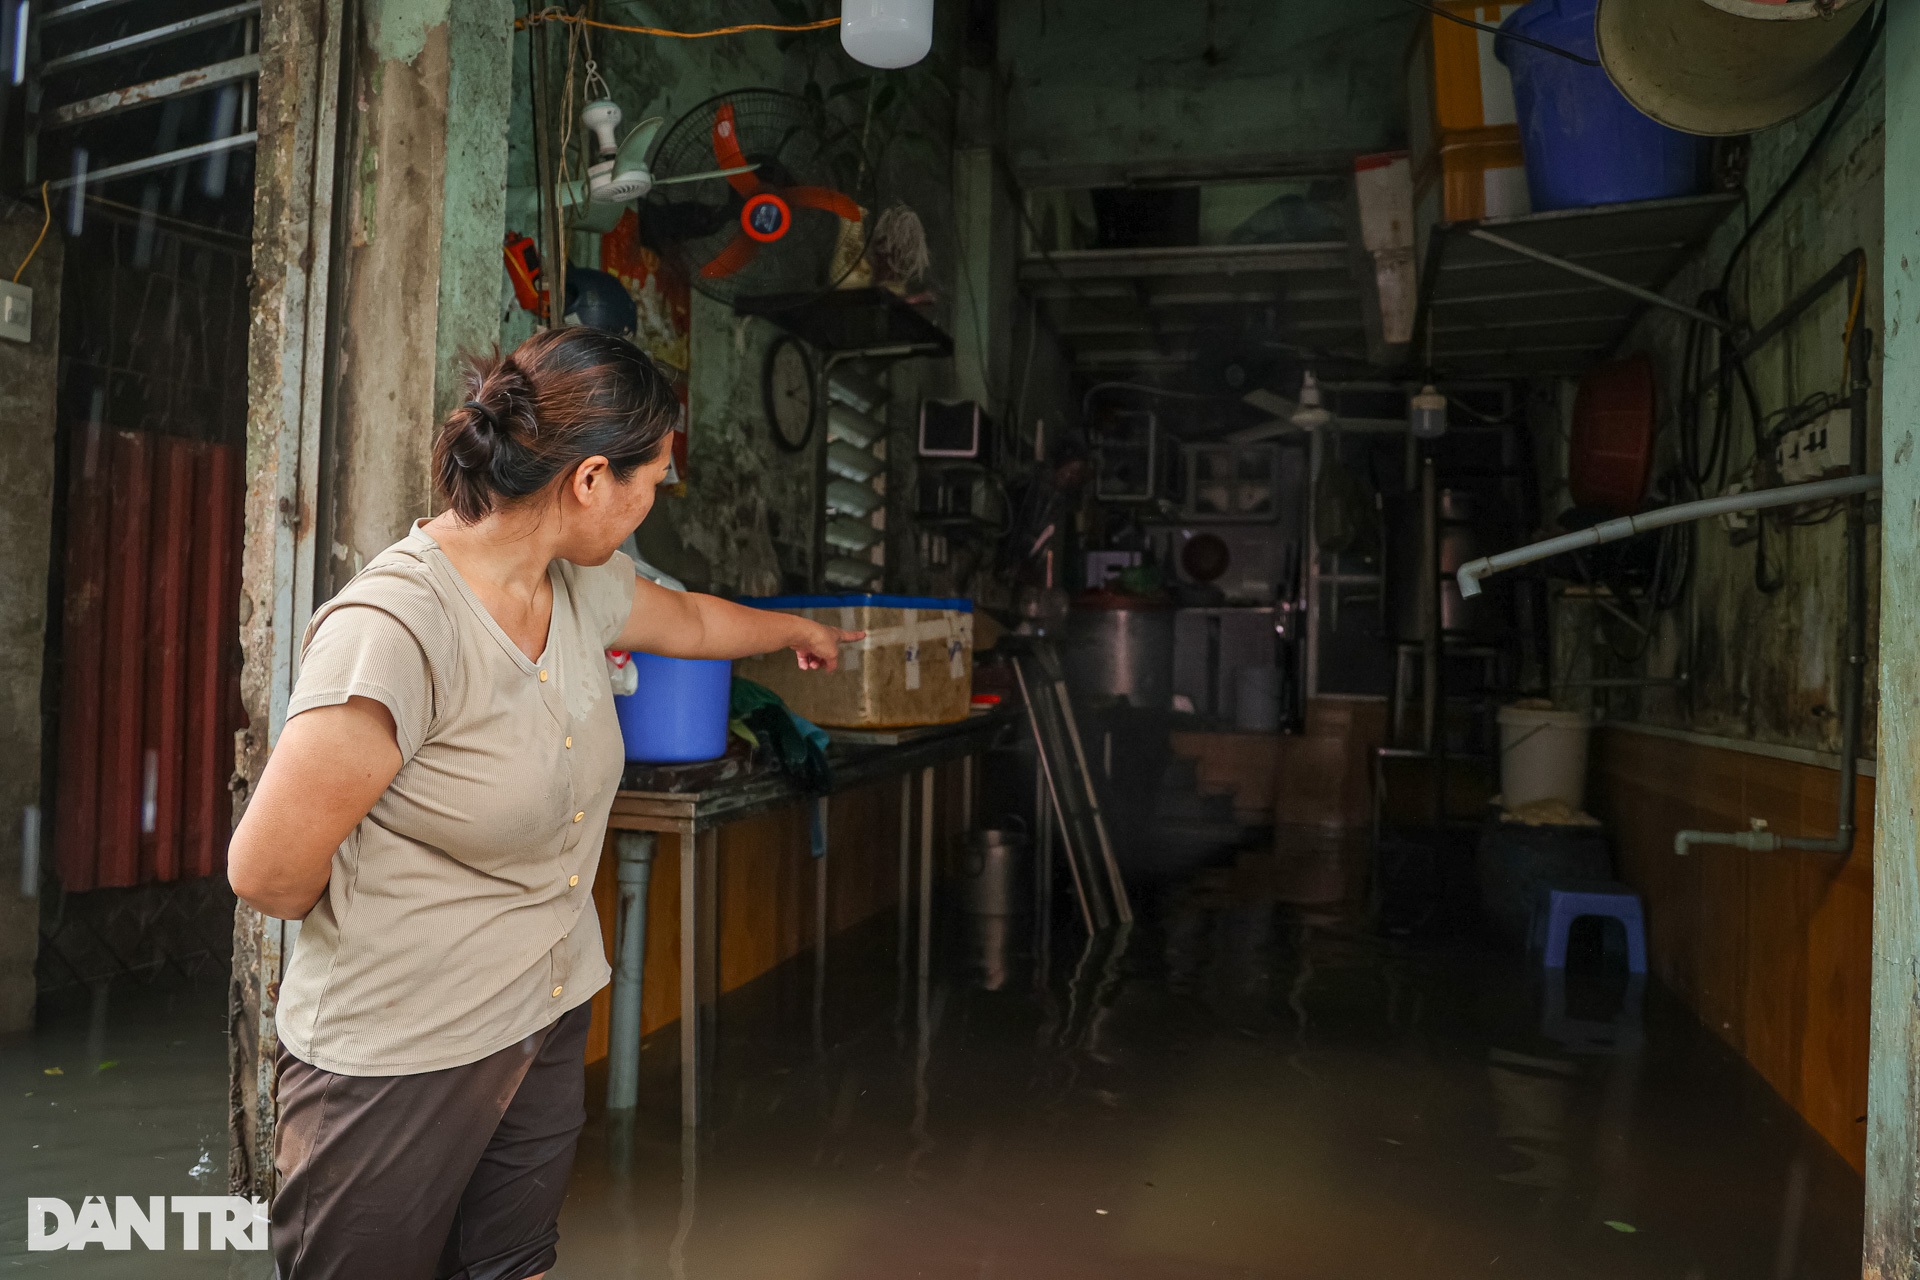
1456, 472, 1881, 598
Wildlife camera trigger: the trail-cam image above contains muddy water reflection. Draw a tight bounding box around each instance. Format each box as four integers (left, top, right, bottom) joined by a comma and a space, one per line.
0, 980, 255, 1278
556, 848, 1864, 1279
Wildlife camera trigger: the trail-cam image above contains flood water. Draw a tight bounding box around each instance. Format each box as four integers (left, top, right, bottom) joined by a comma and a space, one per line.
0, 978, 248, 1277
0, 843, 1864, 1278
557, 845, 1864, 1279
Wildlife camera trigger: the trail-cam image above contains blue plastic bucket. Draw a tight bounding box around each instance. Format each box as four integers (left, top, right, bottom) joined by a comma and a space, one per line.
1498, 0, 1710, 211
613, 653, 732, 764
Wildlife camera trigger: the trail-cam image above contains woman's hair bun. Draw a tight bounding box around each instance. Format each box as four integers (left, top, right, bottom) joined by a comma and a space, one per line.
431, 329, 679, 524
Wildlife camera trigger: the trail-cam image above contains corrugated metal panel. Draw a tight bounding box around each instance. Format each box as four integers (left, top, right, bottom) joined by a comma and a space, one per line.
55, 428, 245, 891
143, 437, 194, 882
183, 442, 242, 880
96, 431, 152, 889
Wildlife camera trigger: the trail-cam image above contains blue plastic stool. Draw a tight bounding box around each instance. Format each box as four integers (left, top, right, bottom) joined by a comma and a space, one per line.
1530, 880, 1647, 974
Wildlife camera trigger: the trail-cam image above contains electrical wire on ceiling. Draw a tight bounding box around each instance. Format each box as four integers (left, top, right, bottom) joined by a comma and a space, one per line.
514, 10, 841, 38
1392, 0, 1599, 67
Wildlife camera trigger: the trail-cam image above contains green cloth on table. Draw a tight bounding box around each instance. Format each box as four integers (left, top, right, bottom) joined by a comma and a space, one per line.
730, 677, 832, 794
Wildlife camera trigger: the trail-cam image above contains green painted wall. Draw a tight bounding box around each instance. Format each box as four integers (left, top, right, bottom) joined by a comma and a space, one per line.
999, 0, 1418, 185
1869, 5, 1920, 1272
324, 0, 515, 585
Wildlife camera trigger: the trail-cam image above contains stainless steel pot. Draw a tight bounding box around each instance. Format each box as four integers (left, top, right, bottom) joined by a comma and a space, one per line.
1062, 597, 1176, 712
953, 828, 1032, 917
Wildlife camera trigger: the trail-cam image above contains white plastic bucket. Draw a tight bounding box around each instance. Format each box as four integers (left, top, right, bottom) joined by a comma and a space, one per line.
1496, 703, 1591, 810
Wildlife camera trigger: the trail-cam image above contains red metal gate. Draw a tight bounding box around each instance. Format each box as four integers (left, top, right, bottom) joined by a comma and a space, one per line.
55, 425, 245, 892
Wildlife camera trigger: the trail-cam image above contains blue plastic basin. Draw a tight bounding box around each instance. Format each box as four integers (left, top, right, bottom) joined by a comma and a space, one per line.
1498, 0, 1710, 211
613, 653, 732, 764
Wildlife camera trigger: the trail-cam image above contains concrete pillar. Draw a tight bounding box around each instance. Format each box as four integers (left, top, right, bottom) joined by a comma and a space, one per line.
949, 145, 1016, 411
0, 199, 62, 1032
325, 0, 512, 592
1870, 9, 1920, 1275
230, 0, 512, 1199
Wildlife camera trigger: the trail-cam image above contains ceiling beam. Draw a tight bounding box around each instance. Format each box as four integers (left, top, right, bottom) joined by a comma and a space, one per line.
1017, 241, 1350, 281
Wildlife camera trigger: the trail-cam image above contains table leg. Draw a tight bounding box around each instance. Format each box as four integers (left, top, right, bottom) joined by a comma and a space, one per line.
813, 796, 829, 1054
911, 770, 937, 1171
961, 753, 973, 834
1035, 761, 1053, 987
699, 827, 719, 1099
607, 831, 656, 1113
918, 766, 935, 1009
678, 828, 705, 1130
897, 773, 912, 991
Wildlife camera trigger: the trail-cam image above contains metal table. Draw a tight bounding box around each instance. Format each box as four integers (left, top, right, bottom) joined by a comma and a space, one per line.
601, 710, 1012, 1128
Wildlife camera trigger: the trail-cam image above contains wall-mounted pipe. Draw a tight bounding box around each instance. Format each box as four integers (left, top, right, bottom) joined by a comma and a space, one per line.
1675, 824, 1781, 855
1456, 472, 1880, 599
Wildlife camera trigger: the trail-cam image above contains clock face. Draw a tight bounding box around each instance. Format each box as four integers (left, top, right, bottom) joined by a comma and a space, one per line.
763, 337, 815, 453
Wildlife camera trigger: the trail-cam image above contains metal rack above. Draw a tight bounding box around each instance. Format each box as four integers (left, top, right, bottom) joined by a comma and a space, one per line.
734, 287, 953, 359
1411, 192, 1743, 379
1018, 241, 1365, 375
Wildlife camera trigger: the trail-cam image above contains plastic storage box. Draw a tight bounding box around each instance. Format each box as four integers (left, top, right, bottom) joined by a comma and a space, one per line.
735, 594, 974, 729
1405, 1, 1531, 231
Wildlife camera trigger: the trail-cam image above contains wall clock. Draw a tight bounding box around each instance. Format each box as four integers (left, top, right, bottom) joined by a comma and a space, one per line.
761, 334, 816, 453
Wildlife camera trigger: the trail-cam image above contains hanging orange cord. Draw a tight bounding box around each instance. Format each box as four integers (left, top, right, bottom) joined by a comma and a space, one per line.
12, 181, 51, 283
1840, 252, 1867, 384
514, 9, 840, 38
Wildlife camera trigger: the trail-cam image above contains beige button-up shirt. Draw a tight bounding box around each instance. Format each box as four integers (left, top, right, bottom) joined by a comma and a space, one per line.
275, 522, 636, 1075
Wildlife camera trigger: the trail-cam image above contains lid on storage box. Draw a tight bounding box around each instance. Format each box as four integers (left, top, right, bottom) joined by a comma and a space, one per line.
741, 593, 973, 612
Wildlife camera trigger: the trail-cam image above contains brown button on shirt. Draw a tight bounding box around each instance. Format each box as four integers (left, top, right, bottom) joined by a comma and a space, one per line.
275, 522, 636, 1075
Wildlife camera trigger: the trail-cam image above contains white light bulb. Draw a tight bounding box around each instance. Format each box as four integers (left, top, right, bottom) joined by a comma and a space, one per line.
1410, 384, 1448, 439
1290, 371, 1331, 430
582, 99, 622, 160
841, 0, 934, 69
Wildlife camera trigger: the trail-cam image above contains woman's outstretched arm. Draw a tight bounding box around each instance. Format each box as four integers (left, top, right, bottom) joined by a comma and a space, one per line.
613, 576, 861, 670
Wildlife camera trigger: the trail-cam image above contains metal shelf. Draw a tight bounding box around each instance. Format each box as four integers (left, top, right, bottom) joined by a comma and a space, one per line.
734, 287, 953, 358
1412, 193, 1742, 378
1019, 241, 1364, 374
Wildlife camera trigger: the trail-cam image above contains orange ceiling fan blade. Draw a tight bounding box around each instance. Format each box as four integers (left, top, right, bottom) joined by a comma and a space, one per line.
784, 186, 863, 221
700, 232, 761, 280
711, 104, 761, 197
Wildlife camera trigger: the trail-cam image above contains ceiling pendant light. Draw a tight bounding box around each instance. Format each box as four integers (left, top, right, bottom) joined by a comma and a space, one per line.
1290, 371, 1332, 430
841, 0, 934, 69
1410, 384, 1448, 439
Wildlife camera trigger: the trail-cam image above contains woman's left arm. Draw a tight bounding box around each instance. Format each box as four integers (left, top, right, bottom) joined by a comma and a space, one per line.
614, 576, 861, 670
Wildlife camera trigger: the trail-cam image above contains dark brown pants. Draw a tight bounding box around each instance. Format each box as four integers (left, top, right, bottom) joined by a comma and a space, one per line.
271, 1002, 591, 1280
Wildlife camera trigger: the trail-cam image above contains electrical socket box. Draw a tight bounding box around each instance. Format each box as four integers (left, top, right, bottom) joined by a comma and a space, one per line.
0, 280, 31, 344
1776, 409, 1852, 484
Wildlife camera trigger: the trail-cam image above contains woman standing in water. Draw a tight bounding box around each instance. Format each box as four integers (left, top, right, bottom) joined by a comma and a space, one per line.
228, 326, 856, 1279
